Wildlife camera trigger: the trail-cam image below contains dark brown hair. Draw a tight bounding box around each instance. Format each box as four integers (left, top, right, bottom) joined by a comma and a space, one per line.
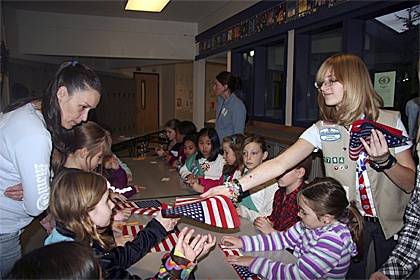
297, 177, 364, 261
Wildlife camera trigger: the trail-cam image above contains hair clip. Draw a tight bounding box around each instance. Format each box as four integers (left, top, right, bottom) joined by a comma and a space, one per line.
231, 134, 236, 144
72, 61, 79, 67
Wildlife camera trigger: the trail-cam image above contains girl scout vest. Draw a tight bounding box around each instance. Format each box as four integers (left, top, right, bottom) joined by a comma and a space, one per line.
315, 109, 411, 239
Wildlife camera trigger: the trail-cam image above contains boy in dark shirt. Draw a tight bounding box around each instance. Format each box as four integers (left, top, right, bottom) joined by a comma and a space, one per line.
253, 152, 312, 234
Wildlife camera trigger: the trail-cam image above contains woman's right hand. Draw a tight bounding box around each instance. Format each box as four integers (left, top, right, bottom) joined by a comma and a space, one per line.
155, 211, 180, 232
4, 184, 24, 201
201, 185, 229, 198
220, 236, 243, 249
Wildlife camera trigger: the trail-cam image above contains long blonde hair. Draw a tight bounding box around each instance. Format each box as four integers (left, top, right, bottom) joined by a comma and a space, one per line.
49, 169, 115, 251
316, 53, 384, 126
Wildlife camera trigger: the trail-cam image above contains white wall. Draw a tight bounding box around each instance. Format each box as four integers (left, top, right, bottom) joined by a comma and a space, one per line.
8, 9, 197, 61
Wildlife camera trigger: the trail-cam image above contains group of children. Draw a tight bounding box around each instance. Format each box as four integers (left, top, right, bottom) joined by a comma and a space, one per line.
148, 118, 365, 279
8, 117, 364, 280
6, 116, 366, 279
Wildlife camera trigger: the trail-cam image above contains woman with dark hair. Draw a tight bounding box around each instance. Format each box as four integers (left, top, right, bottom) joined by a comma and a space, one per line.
0, 60, 101, 277
213, 71, 247, 146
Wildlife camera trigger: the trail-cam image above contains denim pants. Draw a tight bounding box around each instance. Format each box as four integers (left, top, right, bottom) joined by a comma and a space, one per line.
346, 220, 397, 279
0, 230, 22, 279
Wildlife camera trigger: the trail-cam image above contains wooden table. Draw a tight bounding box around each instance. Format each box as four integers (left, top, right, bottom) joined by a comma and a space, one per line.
124, 197, 297, 279
124, 153, 198, 200
112, 127, 165, 157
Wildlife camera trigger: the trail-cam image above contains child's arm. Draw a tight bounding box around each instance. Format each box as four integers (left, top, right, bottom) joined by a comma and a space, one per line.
246, 230, 349, 280
110, 166, 128, 188
240, 223, 302, 252
114, 153, 133, 182
158, 227, 216, 280
100, 218, 168, 279
179, 164, 192, 180
197, 174, 224, 192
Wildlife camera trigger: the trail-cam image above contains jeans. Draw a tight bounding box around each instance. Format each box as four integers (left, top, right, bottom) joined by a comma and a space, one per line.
0, 230, 22, 279
346, 220, 397, 279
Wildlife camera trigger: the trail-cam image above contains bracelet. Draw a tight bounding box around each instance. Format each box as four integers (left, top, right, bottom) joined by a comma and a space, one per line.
232, 179, 244, 196
369, 154, 397, 172
225, 182, 239, 204
370, 152, 390, 164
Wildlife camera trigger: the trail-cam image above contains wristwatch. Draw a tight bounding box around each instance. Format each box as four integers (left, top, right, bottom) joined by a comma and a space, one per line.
369, 154, 397, 172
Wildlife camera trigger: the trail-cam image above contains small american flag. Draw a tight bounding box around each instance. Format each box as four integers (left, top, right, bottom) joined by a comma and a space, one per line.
114, 200, 164, 216
162, 195, 241, 229
219, 244, 261, 280
122, 224, 179, 253
349, 120, 410, 161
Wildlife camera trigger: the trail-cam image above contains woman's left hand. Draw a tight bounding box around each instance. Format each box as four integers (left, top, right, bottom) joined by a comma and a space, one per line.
224, 255, 255, 267
4, 183, 24, 201
360, 129, 389, 161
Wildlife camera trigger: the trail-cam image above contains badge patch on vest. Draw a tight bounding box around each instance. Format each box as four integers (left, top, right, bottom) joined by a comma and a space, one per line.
319, 128, 341, 142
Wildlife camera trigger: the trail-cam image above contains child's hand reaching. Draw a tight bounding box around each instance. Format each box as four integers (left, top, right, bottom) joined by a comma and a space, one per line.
109, 192, 127, 203
253, 216, 276, 234
155, 211, 180, 232
220, 236, 243, 249
224, 255, 255, 267
197, 233, 217, 260
175, 227, 207, 262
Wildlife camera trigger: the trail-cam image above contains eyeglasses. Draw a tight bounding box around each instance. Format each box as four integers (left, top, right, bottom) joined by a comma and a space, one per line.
314, 80, 338, 89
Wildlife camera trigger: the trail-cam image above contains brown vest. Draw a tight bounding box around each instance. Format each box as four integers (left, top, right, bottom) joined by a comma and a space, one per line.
315, 109, 411, 239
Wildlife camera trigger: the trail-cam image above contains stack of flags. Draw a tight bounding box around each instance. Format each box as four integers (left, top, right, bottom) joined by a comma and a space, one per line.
349, 120, 410, 161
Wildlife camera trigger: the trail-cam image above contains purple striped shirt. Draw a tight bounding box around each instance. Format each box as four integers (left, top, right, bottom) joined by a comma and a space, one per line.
240, 221, 358, 279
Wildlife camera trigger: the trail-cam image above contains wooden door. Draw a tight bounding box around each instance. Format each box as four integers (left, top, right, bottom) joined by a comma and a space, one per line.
134, 73, 159, 130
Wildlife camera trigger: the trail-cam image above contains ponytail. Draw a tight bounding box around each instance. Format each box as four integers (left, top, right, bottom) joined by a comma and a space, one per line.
341, 201, 365, 262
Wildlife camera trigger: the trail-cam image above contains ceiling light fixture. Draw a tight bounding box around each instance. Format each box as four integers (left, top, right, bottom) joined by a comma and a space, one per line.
125, 0, 170, 12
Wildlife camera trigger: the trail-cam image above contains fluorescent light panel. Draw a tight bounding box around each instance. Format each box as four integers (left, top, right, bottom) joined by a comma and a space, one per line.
125, 0, 170, 12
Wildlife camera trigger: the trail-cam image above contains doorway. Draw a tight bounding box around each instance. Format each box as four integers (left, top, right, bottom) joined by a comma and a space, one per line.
134, 73, 159, 130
